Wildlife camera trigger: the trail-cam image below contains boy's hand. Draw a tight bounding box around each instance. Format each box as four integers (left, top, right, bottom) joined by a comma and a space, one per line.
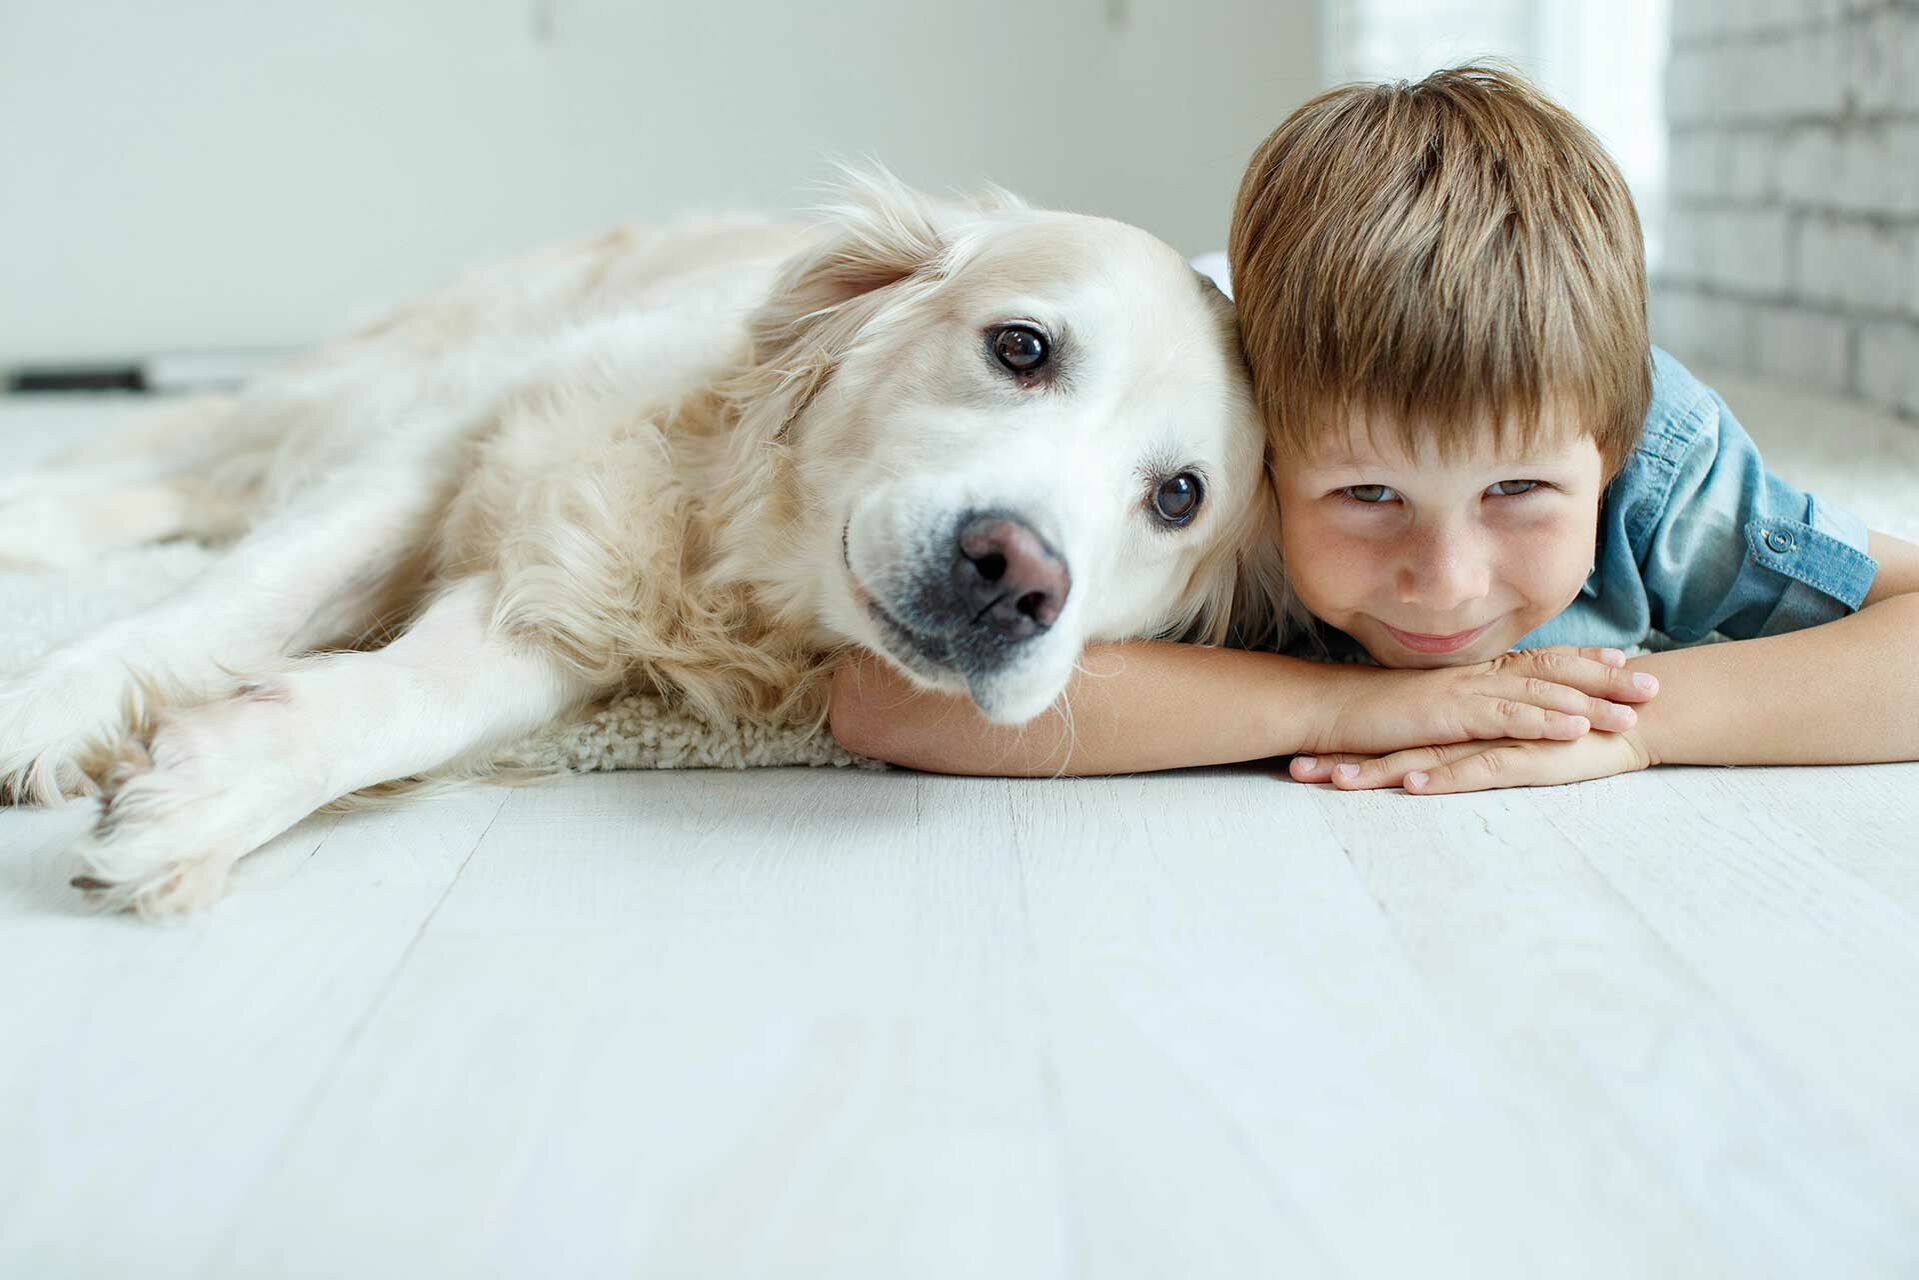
1290, 722, 1656, 794
1311, 646, 1659, 756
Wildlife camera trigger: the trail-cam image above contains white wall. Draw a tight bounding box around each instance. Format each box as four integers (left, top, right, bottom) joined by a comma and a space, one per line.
0, 0, 1319, 363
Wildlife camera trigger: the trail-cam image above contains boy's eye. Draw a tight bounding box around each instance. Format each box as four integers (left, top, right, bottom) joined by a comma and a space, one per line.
1485, 480, 1540, 497
1342, 484, 1398, 504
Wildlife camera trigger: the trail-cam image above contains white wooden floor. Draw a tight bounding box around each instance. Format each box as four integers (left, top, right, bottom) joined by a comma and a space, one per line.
4, 765, 1919, 1277
4, 385, 1919, 1277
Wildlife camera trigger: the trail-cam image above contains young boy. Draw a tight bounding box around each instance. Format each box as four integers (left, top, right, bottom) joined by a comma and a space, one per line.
828, 65, 1919, 793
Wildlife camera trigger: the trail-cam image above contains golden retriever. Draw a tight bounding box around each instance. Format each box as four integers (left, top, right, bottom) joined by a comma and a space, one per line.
0, 171, 1279, 914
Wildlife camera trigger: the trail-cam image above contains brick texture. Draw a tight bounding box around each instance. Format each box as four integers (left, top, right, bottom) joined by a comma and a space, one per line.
1657, 1, 1919, 423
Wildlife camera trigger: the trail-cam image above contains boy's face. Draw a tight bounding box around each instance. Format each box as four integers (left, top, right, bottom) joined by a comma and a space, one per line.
1273, 411, 1606, 668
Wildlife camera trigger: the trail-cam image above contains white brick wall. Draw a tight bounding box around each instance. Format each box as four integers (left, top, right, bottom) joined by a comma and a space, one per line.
1656, 1, 1919, 422
1860, 320, 1919, 414
1753, 305, 1854, 394
1796, 218, 1913, 310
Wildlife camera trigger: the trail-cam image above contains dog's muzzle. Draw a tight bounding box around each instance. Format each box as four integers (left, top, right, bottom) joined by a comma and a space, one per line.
857, 509, 1072, 682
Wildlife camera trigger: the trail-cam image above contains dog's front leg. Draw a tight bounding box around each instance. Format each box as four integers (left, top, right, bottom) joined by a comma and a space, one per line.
66, 575, 598, 916
0, 441, 457, 805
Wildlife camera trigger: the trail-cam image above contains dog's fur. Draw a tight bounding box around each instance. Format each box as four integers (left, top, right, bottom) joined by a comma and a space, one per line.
0, 172, 1283, 915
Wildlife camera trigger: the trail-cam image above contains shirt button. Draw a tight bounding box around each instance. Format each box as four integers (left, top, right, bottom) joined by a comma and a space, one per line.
1765, 529, 1796, 554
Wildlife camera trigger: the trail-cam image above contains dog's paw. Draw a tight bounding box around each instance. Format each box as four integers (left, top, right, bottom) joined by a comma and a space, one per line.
0, 748, 96, 807
65, 750, 210, 918
0, 686, 120, 808
64, 691, 317, 916
65, 733, 249, 917
0, 633, 211, 806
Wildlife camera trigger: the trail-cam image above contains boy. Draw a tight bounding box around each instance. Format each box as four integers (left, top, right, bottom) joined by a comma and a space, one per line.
828, 66, 1919, 792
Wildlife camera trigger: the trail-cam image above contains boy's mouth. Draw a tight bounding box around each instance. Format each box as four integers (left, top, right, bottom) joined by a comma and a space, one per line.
1380, 620, 1494, 655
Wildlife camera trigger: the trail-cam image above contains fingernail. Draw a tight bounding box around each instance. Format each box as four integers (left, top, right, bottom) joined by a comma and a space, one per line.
1334, 763, 1359, 781
1568, 715, 1590, 733
1295, 755, 1317, 771
1601, 648, 1625, 666
1616, 705, 1637, 724
1634, 673, 1659, 692
1406, 771, 1428, 789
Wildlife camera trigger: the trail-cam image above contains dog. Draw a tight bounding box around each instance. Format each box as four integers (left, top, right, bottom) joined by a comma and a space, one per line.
0, 170, 1281, 914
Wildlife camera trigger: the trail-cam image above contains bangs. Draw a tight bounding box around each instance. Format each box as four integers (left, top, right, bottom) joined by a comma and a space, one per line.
1266, 348, 1643, 471
1230, 64, 1654, 478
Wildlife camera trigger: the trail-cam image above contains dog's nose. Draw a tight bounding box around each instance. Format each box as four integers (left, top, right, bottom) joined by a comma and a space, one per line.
952, 513, 1070, 640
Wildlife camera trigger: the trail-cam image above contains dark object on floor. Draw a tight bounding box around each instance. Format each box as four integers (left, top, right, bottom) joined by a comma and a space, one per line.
7, 364, 147, 394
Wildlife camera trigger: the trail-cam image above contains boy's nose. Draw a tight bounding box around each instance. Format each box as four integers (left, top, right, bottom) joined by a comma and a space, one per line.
1397, 527, 1491, 611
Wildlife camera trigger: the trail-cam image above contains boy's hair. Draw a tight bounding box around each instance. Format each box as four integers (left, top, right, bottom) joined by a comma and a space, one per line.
1227, 63, 1652, 476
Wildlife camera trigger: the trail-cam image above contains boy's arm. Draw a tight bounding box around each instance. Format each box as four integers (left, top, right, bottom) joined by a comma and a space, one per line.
1863, 530, 1919, 604
1304, 529, 1919, 791
830, 643, 1317, 776
1635, 528, 1919, 766
828, 639, 1653, 777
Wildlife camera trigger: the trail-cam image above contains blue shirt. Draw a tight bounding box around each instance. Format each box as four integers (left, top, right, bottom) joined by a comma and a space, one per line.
1514, 349, 1878, 650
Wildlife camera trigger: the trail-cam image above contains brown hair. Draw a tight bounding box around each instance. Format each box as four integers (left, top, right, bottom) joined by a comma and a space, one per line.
1227, 63, 1652, 476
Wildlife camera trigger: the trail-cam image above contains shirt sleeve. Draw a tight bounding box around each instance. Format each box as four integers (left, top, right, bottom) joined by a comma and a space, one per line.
1637, 385, 1879, 643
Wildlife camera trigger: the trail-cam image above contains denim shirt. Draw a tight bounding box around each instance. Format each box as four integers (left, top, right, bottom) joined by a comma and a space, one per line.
1186, 257, 1881, 653
1514, 349, 1879, 650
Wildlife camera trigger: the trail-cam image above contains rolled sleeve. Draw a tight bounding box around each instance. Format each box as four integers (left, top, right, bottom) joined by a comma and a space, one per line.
1641, 388, 1878, 642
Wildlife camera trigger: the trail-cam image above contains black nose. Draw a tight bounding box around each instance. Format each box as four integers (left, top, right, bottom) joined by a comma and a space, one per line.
952, 513, 1071, 641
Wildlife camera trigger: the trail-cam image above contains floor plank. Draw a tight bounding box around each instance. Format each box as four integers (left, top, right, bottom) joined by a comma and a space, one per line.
0, 789, 508, 1279
212, 772, 1070, 1279
1009, 771, 1645, 1278
1308, 768, 1919, 1278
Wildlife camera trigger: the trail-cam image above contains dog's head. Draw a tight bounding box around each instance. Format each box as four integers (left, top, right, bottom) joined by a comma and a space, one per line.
730, 170, 1279, 724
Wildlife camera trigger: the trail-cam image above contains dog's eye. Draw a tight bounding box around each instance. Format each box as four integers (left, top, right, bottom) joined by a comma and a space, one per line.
990, 324, 1050, 374
1152, 473, 1203, 526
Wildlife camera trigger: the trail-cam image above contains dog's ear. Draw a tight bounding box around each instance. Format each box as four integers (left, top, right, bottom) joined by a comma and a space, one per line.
750, 169, 945, 356
738, 167, 1021, 439
1165, 469, 1293, 651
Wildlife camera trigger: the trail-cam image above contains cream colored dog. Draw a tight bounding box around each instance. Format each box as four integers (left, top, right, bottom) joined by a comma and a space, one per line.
0, 172, 1279, 914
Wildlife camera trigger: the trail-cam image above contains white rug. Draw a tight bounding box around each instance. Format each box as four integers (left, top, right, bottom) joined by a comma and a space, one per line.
4, 372, 1917, 773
